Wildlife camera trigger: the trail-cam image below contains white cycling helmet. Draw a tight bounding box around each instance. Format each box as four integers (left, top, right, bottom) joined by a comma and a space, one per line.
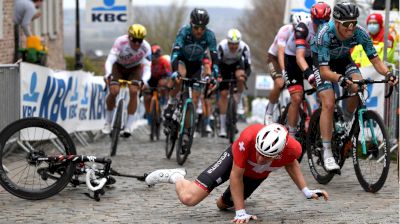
227, 28, 241, 44
255, 123, 288, 157
291, 12, 311, 27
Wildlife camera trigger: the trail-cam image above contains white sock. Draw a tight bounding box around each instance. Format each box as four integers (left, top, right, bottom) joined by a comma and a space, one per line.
106, 110, 113, 124
220, 114, 226, 131
322, 141, 333, 160
288, 125, 296, 137
266, 102, 276, 115
170, 173, 184, 183
125, 114, 135, 130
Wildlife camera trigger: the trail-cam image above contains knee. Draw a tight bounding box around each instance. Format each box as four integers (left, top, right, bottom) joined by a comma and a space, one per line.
322, 100, 335, 111
274, 78, 285, 89
290, 94, 302, 105
219, 91, 228, 99
179, 193, 199, 206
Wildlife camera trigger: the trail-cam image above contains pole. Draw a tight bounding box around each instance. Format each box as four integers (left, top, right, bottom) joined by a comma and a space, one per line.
74, 0, 83, 70
382, 0, 391, 62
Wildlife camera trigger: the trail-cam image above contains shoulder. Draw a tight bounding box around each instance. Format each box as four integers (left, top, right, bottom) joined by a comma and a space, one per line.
205, 29, 217, 39
241, 124, 264, 137
218, 39, 228, 47
240, 41, 250, 50
354, 25, 370, 39
278, 24, 293, 34
142, 40, 151, 51
315, 23, 331, 45
282, 135, 302, 159
113, 35, 129, 46
177, 25, 190, 36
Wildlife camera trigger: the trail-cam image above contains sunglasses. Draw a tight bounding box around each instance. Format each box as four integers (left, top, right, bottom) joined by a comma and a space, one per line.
336, 20, 357, 29
313, 18, 329, 25
192, 24, 206, 31
129, 37, 143, 44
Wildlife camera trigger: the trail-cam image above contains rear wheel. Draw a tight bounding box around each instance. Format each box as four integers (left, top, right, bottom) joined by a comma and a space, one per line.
0, 117, 76, 200
353, 110, 390, 193
110, 100, 123, 156
176, 103, 195, 165
150, 101, 158, 141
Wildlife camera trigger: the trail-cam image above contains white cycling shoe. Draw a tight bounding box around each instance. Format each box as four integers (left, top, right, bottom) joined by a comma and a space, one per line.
323, 157, 340, 171
102, 123, 111, 135
145, 168, 187, 186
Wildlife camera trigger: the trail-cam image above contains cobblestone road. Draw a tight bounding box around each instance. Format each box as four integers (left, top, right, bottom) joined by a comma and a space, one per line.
0, 122, 398, 223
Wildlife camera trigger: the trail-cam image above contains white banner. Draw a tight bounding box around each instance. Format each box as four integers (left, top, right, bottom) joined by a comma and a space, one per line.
359, 65, 386, 118
20, 62, 106, 133
255, 75, 274, 90
86, 0, 129, 24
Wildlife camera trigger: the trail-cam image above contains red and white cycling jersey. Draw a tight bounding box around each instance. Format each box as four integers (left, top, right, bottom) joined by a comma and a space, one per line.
109, 35, 151, 68
232, 124, 301, 179
268, 24, 294, 56
284, 20, 315, 57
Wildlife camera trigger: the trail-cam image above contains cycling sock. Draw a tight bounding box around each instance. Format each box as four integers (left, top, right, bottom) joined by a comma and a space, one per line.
203, 117, 210, 126
220, 114, 226, 130
288, 125, 296, 137
106, 110, 113, 124
126, 114, 136, 130
322, 141, 333, 160
266, 102, 276, 115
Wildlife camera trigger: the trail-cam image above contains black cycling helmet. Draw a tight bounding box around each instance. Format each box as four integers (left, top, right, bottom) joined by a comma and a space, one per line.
190, 8, 209, 26
333, 2, 359, 20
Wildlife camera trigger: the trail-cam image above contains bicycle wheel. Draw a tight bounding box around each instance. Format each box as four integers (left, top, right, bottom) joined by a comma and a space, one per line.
226, 97, 237, 144
110, 100, 123, 156
165, 122, 177, 159
0, 117, 76, 200
265, 101, 282, 124
353, 110, 390, 193
306, 109, 335, 184
278, 102, 307, 163
176, 102, 195, 165
150, 101, 157, 141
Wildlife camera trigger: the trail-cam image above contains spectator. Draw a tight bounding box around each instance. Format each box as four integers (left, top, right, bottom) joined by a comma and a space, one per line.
351, 13, 396, 67
13, 0, 43, 61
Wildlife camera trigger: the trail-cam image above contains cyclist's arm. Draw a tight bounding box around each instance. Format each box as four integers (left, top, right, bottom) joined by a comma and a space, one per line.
320, 65, 341, 82
277, 46, 286, 71
284, 160, 307, 190
370, 57, 391, 76
142, 58, 151, 86
207, 31, 219, 78
242, 44, 252, 77
171, 27, 186, 71
105, 54, 117, 78
294, 22, 311, 76
229, 163, 246, 211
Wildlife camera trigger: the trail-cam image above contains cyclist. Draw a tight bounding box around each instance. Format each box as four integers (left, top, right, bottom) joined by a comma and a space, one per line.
103, 24, 151, 136
264, 12, 310, 125
164, 8, 219, 124
217, 28, 251, 137
311, 2, 398, 171
145, 123, 329, 223
143, 44, 171, 125
283, 2, 330, 138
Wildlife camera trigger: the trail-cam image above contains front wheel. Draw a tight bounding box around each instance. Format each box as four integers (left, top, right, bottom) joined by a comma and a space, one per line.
306, 108, 335, 184
353, 110, 390, 193
176, 103, 195, 165
0, 117, 76, 200
110, 100, 123, 156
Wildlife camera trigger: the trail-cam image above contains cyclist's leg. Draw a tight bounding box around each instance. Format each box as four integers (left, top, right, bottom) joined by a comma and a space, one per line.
342, 59, 363, 121
177, 146, 233, 206
315, 58, 339, 171
144, 76, 159, 125
103, 64, 122, 134
265, 54, 285, 123
285, 55, 305, 136
124, 64, 142, 133
164, 60, 186, 120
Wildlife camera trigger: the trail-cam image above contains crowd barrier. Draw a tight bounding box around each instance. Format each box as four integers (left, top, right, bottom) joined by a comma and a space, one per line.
0, 62, 146, 147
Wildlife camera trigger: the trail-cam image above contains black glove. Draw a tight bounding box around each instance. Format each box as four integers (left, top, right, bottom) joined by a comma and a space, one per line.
338, 75, 352, 87
385, 72, 398, 83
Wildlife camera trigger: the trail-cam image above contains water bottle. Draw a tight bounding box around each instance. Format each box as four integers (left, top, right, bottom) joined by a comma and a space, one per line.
172, 107, 181, 122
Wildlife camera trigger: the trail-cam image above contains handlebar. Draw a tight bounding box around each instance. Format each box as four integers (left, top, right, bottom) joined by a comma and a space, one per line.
351, 79, 394, 99
86, 168, 107, 192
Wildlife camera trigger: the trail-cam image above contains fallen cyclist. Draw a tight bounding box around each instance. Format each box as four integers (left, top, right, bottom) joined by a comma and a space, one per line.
145, 123, 329, 223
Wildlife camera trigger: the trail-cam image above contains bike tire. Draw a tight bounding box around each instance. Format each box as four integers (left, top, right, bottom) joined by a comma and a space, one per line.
0, 117, 76, 200
306, 108, 335, 184
226, 97, 237, 144
176, 103, 195, 165
278, 102, 307, 163
165, 126, 177, 159
353, 110, 390, 193
110, 100, 123, 156
150, 102, 157, 141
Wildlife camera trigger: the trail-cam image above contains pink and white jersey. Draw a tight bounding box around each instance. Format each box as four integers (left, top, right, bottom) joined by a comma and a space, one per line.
284, 20, 315, 57
109, 35, 151, 68
267, 24, 294, 56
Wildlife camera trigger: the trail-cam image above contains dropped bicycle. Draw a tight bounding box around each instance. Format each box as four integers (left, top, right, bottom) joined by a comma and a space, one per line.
0, 117, 147, 201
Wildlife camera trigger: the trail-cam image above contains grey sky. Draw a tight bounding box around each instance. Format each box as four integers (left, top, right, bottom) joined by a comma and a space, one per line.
64, 0, 252, 9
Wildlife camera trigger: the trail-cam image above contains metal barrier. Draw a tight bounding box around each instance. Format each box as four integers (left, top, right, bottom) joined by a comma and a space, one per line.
0, 64, 20, 131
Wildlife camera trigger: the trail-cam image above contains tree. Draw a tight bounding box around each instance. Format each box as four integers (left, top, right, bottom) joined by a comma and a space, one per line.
238, 0, 286, 72
132, 1, 188, 54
